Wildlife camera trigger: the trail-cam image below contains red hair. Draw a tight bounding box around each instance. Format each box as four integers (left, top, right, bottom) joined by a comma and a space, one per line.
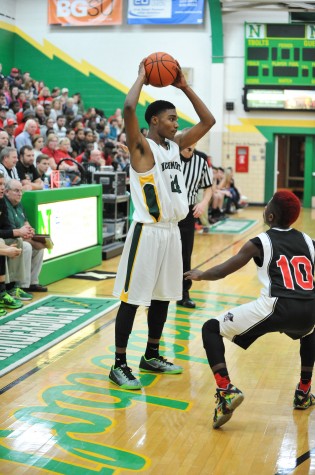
272, 191, 301, 226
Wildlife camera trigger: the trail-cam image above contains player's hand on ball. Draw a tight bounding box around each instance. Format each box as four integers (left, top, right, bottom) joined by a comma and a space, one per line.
138, 59, 149, 85
184, 269, 203, 281
172, 62, 188, 89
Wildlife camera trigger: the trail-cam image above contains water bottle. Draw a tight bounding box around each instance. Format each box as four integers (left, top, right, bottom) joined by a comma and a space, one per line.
43, 177, 49, 189
65, 176, 71, 187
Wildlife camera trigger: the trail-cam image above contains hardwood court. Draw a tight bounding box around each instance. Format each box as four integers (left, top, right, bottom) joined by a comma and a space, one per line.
1, 206, 315, 475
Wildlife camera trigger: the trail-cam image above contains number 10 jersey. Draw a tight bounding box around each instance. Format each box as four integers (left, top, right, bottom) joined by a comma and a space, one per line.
252, 228, 315, 299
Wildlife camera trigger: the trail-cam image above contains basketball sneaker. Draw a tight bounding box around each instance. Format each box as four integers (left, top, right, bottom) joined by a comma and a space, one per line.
139, 355, 183, 374
0, 308, 7, 317
9, 287, 33, 301
293, 384, 315, 410
109, 365, 142, 390
0, 291, 23, 309
213, 384, 244, 429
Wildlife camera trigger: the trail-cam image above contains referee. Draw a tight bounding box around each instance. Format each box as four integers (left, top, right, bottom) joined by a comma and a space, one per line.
177, 143, 212, 308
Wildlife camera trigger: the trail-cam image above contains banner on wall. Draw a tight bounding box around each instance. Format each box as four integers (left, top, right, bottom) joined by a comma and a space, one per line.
48, 0, 123, 26
127, 0, 205, 25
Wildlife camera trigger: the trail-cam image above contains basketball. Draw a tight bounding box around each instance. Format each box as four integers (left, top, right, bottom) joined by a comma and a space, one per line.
144, 52, 179, 87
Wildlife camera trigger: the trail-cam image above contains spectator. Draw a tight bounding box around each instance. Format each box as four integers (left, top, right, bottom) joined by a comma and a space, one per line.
17, 91, 27, 109
14, 109, 38, 137
38, 86, 53, 105
41, 133, 59, 170
15, 119, 39, 152
14, 75, 24, 91
36, 154, 50, 182
16, 145, 43, 190
107, 107, 122, 123
2, 79, 11, 104
53, 115, 67, 138
72, 92, 84, 116
35, 104, 46, 127
15, 102, 32, 125
43, 101, 53, 119
31, 134, 45, 159
217, 166, 244, 213
82, 148, 105, 179
108, 119, 120, 141
3, 120, 16, 148
84, 129, 97, 148
0, 147, 20, 181
6, 100, 20, 122
6, 67, 19, 86
208, 166, 226, 223
50, 98, 63, 121
66, 128, 75, 145
0, 105, 8, 129
0, 131, 9, 151
0, 179, 35, 302
0, 173, 26, 313
23, 79, 36, 101
40, 117, 55, 138
0, 92, 8, 109
5, 179, 47, 294
54, 138, 77, 170
9, 85, 20, 104
59, 87, 69, 105
51, 87, 61, 99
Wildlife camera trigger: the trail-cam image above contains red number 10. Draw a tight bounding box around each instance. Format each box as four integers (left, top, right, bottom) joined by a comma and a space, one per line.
276, 255, 314, 290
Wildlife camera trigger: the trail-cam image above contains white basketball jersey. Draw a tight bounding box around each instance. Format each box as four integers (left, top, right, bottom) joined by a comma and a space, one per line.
130, 138, 189, 223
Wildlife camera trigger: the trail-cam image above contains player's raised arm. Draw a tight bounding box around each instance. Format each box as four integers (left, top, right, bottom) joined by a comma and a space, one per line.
123, 59, 153, 173
173, 65, 216, 151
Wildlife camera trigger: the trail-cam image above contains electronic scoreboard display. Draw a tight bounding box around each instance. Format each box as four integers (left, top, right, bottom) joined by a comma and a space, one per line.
245, 23, 315, 86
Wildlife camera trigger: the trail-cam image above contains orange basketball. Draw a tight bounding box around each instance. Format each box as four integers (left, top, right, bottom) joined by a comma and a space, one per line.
144, 52, 179, 88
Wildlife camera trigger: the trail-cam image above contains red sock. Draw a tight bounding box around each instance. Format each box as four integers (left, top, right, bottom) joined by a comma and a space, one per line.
215, 373, 230, 389
299, 379, 311, 392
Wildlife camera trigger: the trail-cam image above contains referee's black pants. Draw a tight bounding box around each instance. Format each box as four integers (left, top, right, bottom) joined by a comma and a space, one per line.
178, 205, 195, 297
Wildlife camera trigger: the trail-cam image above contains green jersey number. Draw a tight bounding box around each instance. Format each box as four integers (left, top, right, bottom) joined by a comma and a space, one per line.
171, 175, 182, 194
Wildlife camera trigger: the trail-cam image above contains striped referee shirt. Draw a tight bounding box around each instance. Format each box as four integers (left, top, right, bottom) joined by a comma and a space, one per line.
180, 149, 212, 206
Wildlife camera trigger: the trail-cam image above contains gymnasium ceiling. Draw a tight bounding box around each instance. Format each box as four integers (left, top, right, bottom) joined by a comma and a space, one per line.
220, 1, 315, 14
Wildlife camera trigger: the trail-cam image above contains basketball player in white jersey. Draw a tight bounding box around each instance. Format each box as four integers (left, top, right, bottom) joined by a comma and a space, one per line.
185, 191, 315, 428
109, 58, 215, 390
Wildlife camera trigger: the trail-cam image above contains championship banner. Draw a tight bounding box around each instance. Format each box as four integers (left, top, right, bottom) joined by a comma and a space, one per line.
127, 0, 205, 25
48, 0, 123, 26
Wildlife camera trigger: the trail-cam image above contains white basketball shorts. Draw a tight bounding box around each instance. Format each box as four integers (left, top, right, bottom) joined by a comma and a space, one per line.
113, 221, 183, 306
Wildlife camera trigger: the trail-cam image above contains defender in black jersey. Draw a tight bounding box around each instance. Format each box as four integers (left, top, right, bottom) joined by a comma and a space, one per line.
185, 191, 315, 428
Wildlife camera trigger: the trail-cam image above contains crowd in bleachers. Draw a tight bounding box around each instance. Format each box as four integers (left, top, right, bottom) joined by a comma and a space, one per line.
0, 65, 130, 188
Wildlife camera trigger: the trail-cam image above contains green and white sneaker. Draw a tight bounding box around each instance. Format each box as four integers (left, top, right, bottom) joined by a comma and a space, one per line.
109, 365, 142, 390
0, 292, 23, 309
139, 355, 183, 374
9, 287, 33, 301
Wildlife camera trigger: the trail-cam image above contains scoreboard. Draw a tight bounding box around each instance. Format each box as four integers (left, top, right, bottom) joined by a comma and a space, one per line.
245, 23, 315, 86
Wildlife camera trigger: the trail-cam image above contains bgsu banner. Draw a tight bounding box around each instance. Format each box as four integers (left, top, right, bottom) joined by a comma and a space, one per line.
48, 0, 123, 26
